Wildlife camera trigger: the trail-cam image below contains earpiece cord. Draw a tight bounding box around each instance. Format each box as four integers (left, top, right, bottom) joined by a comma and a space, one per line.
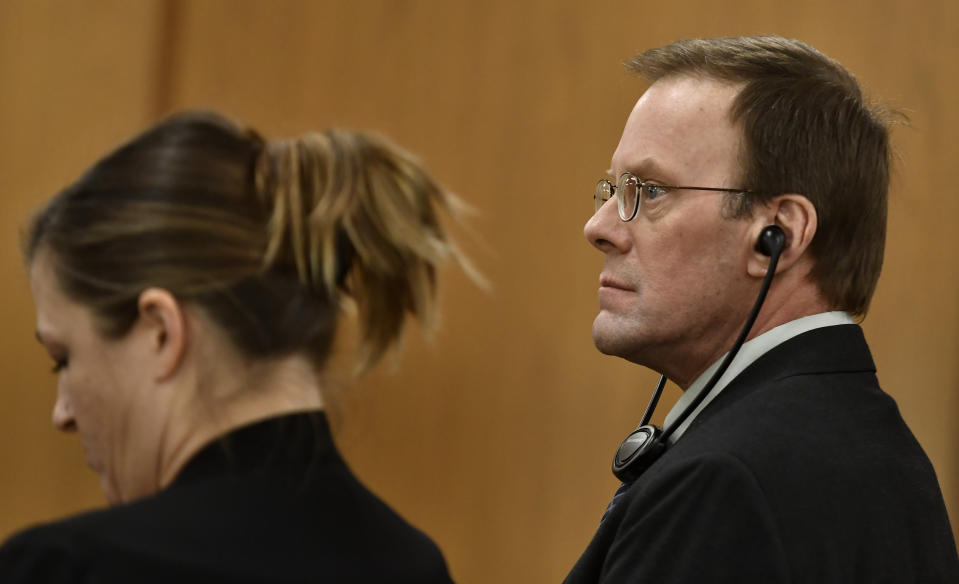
639, 374, 667, 427
658, 245, 782, 444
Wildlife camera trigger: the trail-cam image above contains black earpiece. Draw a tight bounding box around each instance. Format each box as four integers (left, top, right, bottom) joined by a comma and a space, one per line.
756, 225, 786, 257
612, 424, 665, 483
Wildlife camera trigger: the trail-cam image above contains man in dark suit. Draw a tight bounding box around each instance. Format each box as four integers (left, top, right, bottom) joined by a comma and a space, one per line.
566, 36, 959, 582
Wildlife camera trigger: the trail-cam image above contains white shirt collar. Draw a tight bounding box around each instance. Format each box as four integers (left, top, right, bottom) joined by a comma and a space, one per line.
662, 311, 854, 444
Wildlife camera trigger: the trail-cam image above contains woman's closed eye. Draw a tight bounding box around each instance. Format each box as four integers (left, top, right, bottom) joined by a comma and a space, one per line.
51, 357, 68, 374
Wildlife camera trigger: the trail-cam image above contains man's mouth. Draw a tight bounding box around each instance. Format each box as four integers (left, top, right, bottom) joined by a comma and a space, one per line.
599, 274, 633, 291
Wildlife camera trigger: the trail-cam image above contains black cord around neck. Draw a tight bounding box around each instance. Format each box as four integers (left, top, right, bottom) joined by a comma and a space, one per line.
659, 238, 783, 444
639, 375, 667, 427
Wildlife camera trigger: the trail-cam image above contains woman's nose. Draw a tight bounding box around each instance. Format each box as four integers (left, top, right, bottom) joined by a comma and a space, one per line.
52, 394, 77, 432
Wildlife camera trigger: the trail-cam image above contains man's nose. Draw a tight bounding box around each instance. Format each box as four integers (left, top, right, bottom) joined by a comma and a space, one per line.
585, 197, 629, 253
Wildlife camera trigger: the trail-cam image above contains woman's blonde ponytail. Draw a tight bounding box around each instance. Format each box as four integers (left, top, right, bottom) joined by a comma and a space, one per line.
258, 129, 470, 372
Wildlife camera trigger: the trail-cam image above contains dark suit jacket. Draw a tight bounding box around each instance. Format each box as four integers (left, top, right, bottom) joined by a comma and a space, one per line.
565, 325, 959, 583
0, 413, 453, 583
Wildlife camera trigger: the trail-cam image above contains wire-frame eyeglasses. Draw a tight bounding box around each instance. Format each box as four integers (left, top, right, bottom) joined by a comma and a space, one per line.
594, 172, 752, 221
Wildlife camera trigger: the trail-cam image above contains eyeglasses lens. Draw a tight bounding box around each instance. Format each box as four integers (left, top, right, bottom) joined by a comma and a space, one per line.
618, 174, 640, 221
594, 180, 613, 213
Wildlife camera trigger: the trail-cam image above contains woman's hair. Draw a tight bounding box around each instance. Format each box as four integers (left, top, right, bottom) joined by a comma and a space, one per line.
25, 110, 471, 372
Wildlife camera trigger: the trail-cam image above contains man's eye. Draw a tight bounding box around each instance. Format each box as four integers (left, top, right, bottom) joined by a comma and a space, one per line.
645, 184, 669, 201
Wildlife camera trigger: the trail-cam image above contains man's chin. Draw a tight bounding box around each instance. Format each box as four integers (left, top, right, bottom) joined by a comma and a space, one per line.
592, 326, 634, 359
593, 314, 634, 354
592, 317, 655, 366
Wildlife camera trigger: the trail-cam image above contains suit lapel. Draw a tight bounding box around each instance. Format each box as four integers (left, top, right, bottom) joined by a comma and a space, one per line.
686, 324, 876, 433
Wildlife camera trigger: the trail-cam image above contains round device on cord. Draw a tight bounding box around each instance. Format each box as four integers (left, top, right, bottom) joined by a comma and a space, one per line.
611, 225, 786, 483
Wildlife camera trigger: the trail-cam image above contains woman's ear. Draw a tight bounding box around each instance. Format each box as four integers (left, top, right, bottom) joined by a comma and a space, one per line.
136, 288, 188, 381
747, 194, 818, 278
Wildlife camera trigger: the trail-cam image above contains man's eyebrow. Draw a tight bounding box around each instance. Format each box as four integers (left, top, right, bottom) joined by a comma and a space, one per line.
623, 159, 675, 182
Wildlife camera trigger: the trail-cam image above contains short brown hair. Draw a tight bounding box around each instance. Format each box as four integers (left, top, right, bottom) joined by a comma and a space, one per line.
629, 36, 893, 316
26, 111, 472, 372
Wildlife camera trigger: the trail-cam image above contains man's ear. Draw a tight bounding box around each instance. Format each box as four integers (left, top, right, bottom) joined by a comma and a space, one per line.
747, 194, 818, 278
136, 288, 188, 382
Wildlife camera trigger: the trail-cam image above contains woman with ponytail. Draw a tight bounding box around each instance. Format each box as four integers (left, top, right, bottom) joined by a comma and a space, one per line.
0, 111, 467, 583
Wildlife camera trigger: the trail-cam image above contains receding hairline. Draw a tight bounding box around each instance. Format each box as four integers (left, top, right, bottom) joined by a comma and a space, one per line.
621, 74, 751, 196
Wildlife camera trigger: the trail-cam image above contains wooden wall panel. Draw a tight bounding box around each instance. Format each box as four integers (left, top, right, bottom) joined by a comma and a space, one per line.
0, 1, 956, 582
0, 0, 166, 536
